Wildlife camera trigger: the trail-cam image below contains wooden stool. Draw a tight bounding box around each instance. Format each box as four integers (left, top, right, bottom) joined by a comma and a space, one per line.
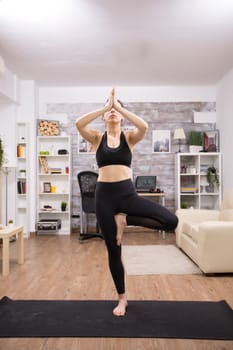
0, 226, 24, 276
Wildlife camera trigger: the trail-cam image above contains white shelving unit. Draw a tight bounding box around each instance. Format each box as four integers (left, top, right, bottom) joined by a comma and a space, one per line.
36, 136, 71, 235
175, 153, 222, 210
16, 122, 30, 237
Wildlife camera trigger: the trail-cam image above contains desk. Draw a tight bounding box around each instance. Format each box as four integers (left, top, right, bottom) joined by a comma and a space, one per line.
137, 192, 165, 206
0, 226, 24, 276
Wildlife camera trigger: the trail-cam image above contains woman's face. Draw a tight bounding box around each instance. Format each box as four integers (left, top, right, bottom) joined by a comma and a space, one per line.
103, 107, 124, 124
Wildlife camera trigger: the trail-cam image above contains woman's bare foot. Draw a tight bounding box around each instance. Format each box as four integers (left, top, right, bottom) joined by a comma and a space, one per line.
113, 295, 128, 317
114, 213, 127, 246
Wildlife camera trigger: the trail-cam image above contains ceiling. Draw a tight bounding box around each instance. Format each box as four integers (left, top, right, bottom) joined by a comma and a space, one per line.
0, 0, 233, 87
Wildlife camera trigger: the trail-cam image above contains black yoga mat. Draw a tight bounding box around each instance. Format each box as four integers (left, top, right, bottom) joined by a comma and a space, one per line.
0, 296, 233, 339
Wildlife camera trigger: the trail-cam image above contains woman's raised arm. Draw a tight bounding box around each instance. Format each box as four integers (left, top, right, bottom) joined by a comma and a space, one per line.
75, 90, 113, 145
113, 93, 148, 147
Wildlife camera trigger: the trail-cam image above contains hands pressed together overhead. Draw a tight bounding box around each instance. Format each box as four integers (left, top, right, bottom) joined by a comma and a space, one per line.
104, 88, 123, 113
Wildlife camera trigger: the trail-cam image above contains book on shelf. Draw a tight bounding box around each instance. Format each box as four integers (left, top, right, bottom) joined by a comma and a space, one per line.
50, 168, 62, 174
181, 187, 198, 193
17, 180, 27, 194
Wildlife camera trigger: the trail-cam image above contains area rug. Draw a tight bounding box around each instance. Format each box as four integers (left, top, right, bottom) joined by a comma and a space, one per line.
0, 297, 233, 339
122, 245, 201, 275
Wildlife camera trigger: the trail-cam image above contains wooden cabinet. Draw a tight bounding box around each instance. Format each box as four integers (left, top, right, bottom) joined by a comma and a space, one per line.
175, 153, 222, 210
36, 136, 71, 234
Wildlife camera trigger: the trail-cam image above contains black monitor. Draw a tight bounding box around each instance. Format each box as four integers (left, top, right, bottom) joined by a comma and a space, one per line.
135, 176, 157, 192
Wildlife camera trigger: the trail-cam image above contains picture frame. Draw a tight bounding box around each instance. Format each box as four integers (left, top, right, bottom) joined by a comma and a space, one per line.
152, 130, 171, 153
203, 130, 219, 152
77, 134, 95, 154
43, 182, 51, 193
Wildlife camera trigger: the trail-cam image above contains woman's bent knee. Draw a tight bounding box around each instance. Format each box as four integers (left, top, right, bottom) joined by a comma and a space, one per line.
167, 214, 178, 231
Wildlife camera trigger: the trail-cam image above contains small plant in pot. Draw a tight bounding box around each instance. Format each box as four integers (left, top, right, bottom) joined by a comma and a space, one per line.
206, 166, 219, 192
181, 201, 188, 209
189, 131, 203, 153
8, 219, 14, 228
61, 201, 67, 212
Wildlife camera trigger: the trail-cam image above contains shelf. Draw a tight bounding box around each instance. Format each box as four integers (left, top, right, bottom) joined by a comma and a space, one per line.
37, 154, 69, 158
37, 135, 71, 235
39, 173, 69, 176
37, 136, 69, 139
176, 153, 222, 210
200, 192, 219, 196
39, 193, 69, 197
39, 211, 70, 214
16, 122, 30, 237
180, 193, 199, 196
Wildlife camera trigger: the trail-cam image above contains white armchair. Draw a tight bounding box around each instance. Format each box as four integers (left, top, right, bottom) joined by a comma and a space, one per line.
175, 188, 233, 274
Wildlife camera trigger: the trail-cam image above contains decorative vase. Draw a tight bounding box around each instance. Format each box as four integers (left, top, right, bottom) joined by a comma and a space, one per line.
207, 183, 215, 193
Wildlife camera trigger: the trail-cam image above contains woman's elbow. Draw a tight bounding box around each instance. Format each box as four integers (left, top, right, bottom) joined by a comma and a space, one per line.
75, 118, 82, 131
142, 122, 148, 134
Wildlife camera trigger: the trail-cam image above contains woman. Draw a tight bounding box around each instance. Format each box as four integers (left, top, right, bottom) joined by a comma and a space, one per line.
76, 88, 178, 317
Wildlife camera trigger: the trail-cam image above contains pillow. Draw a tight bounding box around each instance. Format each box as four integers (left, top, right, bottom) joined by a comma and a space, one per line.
219, 209, 233, 221
221, 189, 233, 210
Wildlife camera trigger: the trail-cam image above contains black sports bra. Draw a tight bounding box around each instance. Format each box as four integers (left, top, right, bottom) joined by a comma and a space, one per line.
96, 131, 132, 168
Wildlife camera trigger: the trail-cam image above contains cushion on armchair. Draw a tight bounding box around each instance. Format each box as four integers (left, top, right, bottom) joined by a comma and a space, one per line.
219, 209, 233, 221
220, 188, 233, 210
176, 188, 233, 273
182, 222, 200, 243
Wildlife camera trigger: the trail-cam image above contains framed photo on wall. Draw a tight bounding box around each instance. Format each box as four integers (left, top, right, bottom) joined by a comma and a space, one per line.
152, 130, 171, 153
203, 130, 219, 152
77, 134, 95, 154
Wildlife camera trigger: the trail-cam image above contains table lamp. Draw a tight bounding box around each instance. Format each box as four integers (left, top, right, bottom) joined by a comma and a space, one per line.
174, 128, 186, 152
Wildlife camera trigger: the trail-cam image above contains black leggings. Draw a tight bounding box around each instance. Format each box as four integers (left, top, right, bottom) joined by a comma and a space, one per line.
95, 179, 178, 294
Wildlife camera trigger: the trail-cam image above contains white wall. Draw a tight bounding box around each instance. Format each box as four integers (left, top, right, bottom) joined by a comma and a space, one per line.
0, 66, 19, 103
216, 68, 233, 192
39, 85, 216, 114
0, 104, 17, 224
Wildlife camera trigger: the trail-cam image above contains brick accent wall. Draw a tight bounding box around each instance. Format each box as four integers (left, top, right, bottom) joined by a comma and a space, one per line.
47, 101, 216, 229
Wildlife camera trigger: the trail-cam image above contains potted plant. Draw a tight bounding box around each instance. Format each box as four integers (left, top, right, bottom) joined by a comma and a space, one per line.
188, 131, 203, 153
61, 201, 67, 212
206, 166, 219, 192
181, 201, 188, 209
60, 122, 67, 136
8, 219, 14, 228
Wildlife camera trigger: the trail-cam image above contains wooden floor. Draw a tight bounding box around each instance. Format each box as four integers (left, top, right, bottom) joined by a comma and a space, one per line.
0, 229, 233, 350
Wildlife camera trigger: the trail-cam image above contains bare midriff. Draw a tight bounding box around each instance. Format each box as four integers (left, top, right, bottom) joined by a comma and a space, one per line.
98, 165, 132, 182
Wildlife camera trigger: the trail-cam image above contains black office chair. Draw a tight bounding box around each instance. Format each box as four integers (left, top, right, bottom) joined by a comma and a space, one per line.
77, 171, 103, 243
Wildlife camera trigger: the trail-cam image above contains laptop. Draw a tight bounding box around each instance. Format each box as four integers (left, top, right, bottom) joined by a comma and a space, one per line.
135, 175, 157, 193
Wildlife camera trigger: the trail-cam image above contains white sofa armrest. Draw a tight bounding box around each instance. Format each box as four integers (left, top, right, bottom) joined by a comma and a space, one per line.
198, 221, 233, 273
175, 209, 219, 247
